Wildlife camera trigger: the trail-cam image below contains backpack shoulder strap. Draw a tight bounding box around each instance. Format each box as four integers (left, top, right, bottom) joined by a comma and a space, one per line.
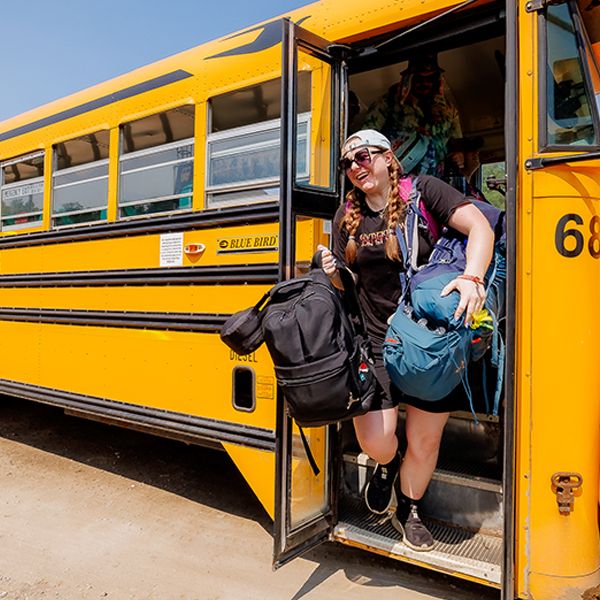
337, 266, 369, 338
397, 176, 424, 280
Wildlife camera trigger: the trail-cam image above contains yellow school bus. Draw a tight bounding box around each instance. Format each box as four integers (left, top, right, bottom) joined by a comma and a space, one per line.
1, 1, 599, 598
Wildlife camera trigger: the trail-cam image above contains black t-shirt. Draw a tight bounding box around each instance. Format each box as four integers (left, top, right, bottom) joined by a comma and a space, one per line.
332, 175, 470, 341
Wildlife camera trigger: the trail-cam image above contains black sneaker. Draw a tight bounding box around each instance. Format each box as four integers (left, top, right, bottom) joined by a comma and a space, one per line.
392, 503, 435, 552
364, 454, 399, 515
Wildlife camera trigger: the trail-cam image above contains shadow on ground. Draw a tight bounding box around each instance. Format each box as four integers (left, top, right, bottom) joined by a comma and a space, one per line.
0, 395, 271, 530
0, 395, 500, 600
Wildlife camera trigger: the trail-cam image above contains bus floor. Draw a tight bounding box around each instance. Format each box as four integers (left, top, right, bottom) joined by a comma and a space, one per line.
338, 403, 503, 587
338, 451, 503, 587
0, 395, 499, 600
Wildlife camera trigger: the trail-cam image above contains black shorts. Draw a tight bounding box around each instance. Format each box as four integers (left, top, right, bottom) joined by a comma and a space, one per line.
368, 339, 465, 414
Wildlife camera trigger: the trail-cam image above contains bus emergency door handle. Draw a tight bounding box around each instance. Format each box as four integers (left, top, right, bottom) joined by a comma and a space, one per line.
551, 472, 583, 515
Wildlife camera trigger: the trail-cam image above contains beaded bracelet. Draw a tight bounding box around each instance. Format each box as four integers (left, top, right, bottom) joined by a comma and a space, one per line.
458, 274, 484, 285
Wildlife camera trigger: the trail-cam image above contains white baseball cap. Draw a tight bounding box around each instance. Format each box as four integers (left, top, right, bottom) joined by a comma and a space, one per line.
342, 130, 392, 154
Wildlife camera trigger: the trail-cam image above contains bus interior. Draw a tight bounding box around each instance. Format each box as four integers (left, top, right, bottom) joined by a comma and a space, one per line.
327, 5, 507, 585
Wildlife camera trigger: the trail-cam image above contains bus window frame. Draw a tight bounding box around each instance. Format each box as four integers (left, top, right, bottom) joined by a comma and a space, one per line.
205, 97, 312, 210
51, 155, 110, 229
0, 150, 45, 232
117, 135, 195, 220
538, 0, 600, 152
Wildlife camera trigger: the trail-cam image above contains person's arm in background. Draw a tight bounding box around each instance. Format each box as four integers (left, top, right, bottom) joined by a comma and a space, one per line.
446, 101, 464, 171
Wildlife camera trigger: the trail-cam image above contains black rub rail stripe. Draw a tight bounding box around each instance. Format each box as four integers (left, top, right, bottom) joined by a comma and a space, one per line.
0, 308, 229, 332
0, 70, 194, 143
0, 379, 276, 451
0, 264, 279, 287
0, 203, 279, 250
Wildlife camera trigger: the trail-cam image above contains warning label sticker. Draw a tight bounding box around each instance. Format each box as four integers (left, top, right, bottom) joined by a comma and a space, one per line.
160, 232, 184, 267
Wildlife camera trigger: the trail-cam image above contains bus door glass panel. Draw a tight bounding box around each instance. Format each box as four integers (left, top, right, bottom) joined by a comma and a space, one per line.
290, 420, 329, 528
0, 152, 44, 231
297, 49, 334, 191
543, 3, 599, 147
274, 20, 344, 569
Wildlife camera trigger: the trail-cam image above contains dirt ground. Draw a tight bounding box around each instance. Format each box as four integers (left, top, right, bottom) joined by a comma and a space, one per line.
0, 396, 499, 600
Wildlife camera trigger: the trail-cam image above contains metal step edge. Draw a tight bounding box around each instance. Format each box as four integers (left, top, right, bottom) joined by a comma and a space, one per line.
343, 452, 502, 493
333, 520, 501, 586
434, 468, 502, 493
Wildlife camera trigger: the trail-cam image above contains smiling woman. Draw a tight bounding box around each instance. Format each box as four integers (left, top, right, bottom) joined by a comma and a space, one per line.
323, 127, 495, 552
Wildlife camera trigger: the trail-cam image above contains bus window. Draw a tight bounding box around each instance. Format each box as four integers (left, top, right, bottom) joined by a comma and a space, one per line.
118, 105, 195, 218
206, 74, 310, 208
544, 3, 599, 147
52, 131, 110, 227
576, 0, 600, 115
0, 151, 44, 231
481, 161, 506, 209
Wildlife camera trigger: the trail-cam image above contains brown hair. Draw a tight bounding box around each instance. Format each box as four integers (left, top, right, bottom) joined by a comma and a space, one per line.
340, 158, 408, 263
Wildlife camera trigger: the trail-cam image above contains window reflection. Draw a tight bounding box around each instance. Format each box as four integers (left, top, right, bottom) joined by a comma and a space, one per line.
545, 4, 598, 146
0, 152, 44, 231
52, 131, 109, 228
207, 75, 311, 208
119, 106, 195, 218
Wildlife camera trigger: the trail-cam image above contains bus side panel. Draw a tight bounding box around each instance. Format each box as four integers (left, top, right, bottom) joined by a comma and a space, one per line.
528, 168, 600, 600
518, 10, 600, 599
0, 320, 275, 430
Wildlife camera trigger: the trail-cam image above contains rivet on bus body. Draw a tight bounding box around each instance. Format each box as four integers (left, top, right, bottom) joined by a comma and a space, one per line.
527, 70, 532, 76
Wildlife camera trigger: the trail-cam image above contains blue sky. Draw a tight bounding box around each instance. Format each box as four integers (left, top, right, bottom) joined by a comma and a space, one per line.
0, 0, 308, 122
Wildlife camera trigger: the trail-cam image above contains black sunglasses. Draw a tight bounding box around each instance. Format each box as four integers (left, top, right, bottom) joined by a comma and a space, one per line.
340, 148, 384, 172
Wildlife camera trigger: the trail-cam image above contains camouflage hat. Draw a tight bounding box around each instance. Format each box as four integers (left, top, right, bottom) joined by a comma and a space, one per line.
402, 53, 444, 76
447, 136, 484, 153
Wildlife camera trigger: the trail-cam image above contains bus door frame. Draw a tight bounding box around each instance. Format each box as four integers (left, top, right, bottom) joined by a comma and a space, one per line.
503, 2, 518, 599
273, 18, 347, 568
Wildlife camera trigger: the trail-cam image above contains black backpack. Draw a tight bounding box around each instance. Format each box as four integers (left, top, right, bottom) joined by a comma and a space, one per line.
220, 255, 378, 428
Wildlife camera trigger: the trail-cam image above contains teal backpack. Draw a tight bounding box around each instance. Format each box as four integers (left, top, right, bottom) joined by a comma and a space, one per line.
382, 177, 506, 416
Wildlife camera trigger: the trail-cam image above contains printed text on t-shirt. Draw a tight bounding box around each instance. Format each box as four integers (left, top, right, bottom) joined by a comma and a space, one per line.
359, 229, 392, 247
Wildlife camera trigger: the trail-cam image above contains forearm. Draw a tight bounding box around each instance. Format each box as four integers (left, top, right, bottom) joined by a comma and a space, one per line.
329, 270, 344, 290
463, 225, 494, 280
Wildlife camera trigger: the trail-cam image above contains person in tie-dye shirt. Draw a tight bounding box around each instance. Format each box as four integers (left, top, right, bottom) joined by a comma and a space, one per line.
363, 53, 463, 177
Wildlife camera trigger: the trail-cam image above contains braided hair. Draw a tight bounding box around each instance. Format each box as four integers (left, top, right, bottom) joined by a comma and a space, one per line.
340, 156, 410, 263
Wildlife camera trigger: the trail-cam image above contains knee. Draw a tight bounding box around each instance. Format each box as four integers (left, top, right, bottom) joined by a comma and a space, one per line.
357, 429, 398, 464
406, 430, 443, 462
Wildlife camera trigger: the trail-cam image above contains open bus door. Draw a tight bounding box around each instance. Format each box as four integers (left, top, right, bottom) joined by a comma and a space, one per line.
273, 19, 347, 568
516, 1, 600, 598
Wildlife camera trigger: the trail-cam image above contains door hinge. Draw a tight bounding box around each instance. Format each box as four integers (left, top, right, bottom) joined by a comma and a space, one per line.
325, 43, 354, 61
525, 0, 567, 12
551, 472, 583, 515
